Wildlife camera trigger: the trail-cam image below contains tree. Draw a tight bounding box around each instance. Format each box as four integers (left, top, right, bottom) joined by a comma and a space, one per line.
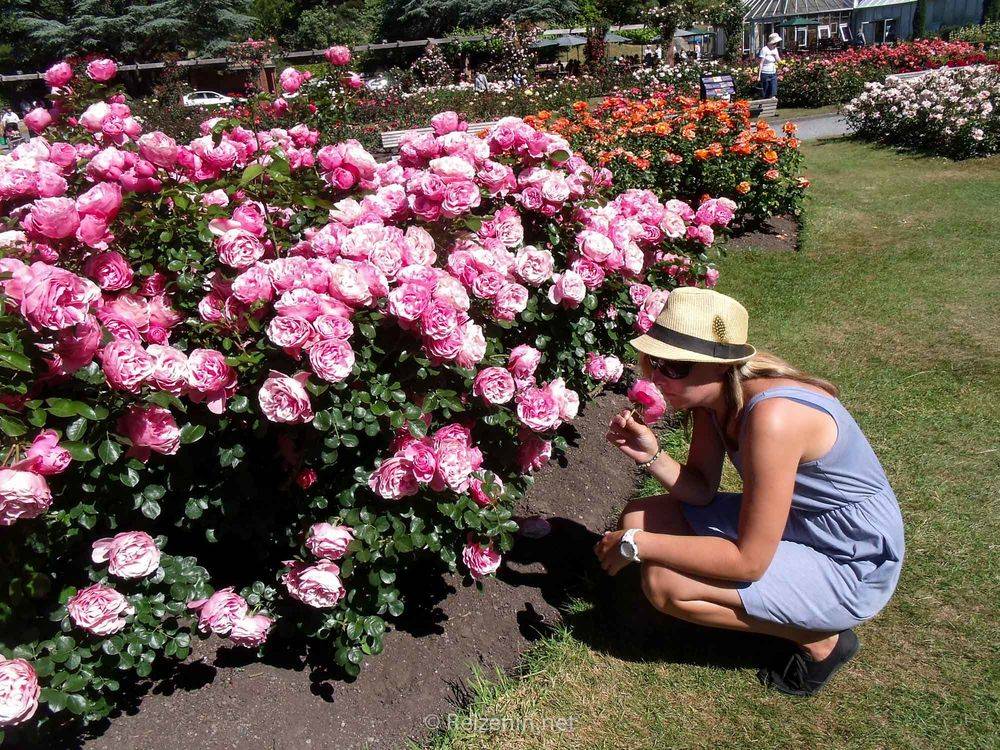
378, 0, 579, 41
983, 0, 999, 23
293, 0, 382, 49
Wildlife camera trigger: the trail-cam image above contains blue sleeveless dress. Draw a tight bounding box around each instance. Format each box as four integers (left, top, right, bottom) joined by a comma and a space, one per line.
682, 385, 905, 632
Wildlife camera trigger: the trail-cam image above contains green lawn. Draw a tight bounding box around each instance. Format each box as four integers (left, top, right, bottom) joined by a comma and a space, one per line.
426, 141, 1000, 750
775, 103, 842, 121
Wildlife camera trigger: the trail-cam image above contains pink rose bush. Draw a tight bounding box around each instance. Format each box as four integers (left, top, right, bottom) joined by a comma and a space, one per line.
0, 52, 732, 738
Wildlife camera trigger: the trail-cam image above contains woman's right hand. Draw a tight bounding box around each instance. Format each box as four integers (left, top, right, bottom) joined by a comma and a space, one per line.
606, 409, 659, 463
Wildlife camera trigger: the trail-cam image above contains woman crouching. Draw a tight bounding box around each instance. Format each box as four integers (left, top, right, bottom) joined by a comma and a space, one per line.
596, 288, 904, 695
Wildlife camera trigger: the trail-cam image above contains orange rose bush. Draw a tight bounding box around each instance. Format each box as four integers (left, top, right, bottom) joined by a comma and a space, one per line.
529, 95, 807, 228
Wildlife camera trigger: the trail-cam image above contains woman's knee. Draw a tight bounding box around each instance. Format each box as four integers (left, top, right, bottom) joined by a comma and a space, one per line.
640, 562, 694, 615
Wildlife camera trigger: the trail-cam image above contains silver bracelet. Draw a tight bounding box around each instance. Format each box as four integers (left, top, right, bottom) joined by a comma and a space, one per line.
636, 448, 663, 470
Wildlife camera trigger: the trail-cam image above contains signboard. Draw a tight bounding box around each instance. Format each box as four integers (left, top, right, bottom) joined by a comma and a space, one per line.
700, 75, 736, 101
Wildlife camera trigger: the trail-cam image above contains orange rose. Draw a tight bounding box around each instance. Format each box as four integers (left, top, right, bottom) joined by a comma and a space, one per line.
796, 177, 811, 188
709, 142, 724, 157
681, 123, 697, 140
572, 101, 589, 112
736, 181, 751, 194
537, 110, 552, 122
783, 122, 797, 134
764, 169, 779, 181
763, 150, 779, 164
787, 138, 800, 149
694, 148, 711, 160
654, 122, 671, 136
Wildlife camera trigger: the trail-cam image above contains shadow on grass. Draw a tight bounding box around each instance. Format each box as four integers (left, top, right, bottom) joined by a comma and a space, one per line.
500, 516, 790, 673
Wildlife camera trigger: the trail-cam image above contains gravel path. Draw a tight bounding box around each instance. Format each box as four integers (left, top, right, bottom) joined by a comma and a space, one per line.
793, 114, 853, 141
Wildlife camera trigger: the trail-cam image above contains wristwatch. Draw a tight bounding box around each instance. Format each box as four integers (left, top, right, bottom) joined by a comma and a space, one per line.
619, 528, 641, 563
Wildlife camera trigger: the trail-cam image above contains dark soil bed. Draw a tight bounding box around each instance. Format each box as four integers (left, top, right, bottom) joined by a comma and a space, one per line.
726, 215, 800, 253
74, 388, 639, 750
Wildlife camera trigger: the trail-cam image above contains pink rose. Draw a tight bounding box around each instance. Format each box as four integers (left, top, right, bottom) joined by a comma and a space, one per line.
398, 439, 436, 483
137, 131, 179, 169
547, 271, 586, 307
469, 471, 504, 507
313, 314, 353, 340
116, 404, 181, 459
548, 378, 579, 421
100, 339, 154, 393
187, 588, 248, 635
228, 614, 273, 647
258, 371, 314, 424
146, 344, 190, 395
67, 583, 133, 636
52, 316, 102, 374
86, 58, 118, 82
516, 430, 552, 474
180, 346, 230, 395
387, 282, 432, 322
91, 531, 161, 579
0, 658, 39, 727
324, 45, 352, 66
492, 282, 528, 321
440, 181, 481, 217
267, 315, 313, 349
368, 456, 419, 499
283, 560, 345, 608
462, 540, 501, 580
431, 111, 464, 136
628, 379, 668, 425
629, 283, 652, 305
705, 267, 720, 287
507, 344, 541, 383
23, 197, 80, 240
76, 181, 123, 222
17, 430, 72, 475
0, 469, 52, 526
308, 339, 355, 383
216, 228, 265, 270
305, 523, 355, 560
513, 246, 554, 286
473, 367, 515, 405
279, 67, 311, 94
84, 251, 133, 291
515, 386, 561, 432
24, 108, 52, 134
44, 61, 73, 88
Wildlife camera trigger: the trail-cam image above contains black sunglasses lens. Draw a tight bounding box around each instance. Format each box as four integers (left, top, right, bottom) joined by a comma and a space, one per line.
652, 359, 691, 379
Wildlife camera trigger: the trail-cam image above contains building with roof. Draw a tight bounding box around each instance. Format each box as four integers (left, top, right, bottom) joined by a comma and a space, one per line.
740, 0, 985, 53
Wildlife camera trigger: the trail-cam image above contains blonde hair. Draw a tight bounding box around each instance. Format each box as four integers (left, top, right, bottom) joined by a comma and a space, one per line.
725, 350, 837, 415
637, 350, 838, 428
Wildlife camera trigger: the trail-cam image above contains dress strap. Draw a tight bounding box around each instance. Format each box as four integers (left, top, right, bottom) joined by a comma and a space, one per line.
739, 385, 843, 438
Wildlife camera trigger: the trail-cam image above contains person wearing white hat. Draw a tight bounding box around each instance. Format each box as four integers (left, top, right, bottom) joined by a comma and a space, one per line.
758, 32, 782, 99
595, 287, 904, 696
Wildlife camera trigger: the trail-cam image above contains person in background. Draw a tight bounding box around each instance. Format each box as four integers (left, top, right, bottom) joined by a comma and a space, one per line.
758, 32, 782, 99
512, 71, 525, 88
473, 70, 488, 94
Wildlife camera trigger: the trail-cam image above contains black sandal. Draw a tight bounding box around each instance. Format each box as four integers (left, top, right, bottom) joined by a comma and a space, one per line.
758, 629, 860, 696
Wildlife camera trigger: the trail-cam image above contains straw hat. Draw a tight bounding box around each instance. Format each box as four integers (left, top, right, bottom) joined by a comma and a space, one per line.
629, 287, 756, 365
767, 33, 782, 45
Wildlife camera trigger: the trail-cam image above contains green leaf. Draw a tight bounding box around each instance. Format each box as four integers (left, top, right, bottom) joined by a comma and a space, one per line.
40, 688, 67, 712
65, 417, 88, 441
45, 398, 80, 418
99, 438, 122, 465
121, 467, 140, 487
0, 349, 31, 372
179, 424, 207, 444
141, 498, 161, 519
73, 402, 100, 420
0, 414, 26, 437
62, 441, 95, 462
240, 163, 265, 184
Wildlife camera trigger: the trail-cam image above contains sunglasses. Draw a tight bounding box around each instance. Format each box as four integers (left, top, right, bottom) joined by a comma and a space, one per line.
649, 357, 694, 380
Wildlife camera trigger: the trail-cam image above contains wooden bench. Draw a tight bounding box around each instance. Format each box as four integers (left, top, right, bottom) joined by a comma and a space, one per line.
749, 97, 778, 119
380, 121, 499, 151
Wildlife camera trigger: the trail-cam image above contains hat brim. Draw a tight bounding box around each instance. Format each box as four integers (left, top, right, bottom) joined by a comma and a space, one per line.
629, 333, 756, 365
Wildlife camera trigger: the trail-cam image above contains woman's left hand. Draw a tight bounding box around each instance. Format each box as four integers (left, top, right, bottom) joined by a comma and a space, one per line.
594, 529, 632, 576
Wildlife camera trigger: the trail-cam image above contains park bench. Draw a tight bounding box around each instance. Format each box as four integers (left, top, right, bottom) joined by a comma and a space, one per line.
380, 121, 499, 152
884, 64, 978, 84
748, 97, 778, 119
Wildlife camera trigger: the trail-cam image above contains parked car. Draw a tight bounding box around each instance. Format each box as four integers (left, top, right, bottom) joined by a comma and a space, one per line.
182, 91, 238, 107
